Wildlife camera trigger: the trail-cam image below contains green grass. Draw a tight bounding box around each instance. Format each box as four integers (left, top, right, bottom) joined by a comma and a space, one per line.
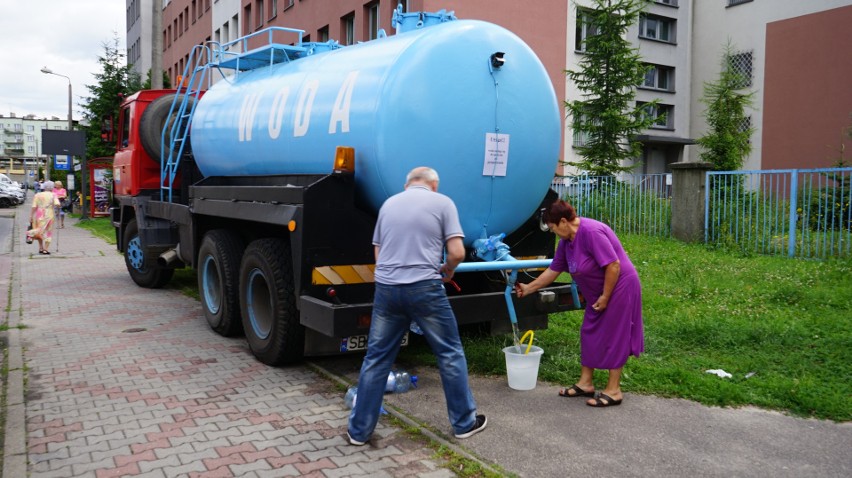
399, 234, 852, 422
76, 217, 852, 421
73, 216, 199, 298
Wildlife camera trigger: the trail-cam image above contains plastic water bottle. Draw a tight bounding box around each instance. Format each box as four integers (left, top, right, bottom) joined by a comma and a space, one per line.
344, 386, 358, 408
385, 370, 418, 393
344, 385, 388, 415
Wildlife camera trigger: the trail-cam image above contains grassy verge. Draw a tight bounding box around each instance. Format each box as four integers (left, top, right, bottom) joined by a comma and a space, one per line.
76, 217, 852, 421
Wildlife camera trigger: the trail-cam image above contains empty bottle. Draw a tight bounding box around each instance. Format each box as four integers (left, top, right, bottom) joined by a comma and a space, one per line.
385, 370, 418, 393
344, 385, 388, 415
344, 386, 358, 408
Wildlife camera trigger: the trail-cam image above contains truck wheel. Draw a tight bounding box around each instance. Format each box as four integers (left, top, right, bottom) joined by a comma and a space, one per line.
139, 93, 196, 163
198, 230, 244, 337
239, 238, 304, 365
124, 219, 174, 288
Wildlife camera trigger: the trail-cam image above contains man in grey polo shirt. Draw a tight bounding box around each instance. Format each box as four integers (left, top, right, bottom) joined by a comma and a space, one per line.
347, 166, 487, 446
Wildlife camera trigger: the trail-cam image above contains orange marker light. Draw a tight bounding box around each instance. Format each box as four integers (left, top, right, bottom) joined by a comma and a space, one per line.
288, 220, 297, 232
334, 146, 355, 173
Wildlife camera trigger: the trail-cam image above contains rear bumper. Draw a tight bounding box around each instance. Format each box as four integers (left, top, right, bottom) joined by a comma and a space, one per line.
299, 282, 581, 338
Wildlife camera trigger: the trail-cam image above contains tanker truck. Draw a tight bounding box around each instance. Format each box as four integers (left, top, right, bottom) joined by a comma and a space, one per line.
110, 7, 581, 366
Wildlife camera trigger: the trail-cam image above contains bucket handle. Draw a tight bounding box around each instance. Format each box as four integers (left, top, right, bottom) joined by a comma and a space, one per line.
520, 330, 534, 355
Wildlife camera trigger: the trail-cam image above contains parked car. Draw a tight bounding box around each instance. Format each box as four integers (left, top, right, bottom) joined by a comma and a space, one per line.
0, 185, 19, 208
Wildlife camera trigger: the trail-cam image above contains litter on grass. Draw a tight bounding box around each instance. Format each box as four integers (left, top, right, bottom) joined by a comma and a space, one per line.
705, 369, 733, 379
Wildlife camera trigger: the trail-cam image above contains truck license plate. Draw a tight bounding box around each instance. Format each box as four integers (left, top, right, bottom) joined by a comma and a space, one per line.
341, 332, 408, 352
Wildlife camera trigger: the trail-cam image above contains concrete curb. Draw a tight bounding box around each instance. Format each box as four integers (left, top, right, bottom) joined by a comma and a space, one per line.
3, 212, 28, 478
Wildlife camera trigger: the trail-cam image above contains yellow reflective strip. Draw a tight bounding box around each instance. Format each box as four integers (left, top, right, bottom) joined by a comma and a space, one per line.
312, 265, 377, 285
352, 265, 375, 282
332, 265, 364, 284
313, 266, 343, 285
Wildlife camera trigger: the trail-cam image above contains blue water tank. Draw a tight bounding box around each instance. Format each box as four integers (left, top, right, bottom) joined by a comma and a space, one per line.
190, 16, 560, 245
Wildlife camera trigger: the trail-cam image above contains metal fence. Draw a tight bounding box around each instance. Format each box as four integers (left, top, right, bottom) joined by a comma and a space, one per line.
706, 168, 852, 259
551, 167, 852, 259
551, 173, 671, 237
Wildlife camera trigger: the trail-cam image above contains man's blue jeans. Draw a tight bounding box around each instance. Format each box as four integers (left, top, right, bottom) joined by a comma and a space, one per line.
348, 279, 477, 442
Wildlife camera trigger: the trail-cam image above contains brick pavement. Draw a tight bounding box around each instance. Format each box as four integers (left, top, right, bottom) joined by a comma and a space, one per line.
5, 212, 457, 478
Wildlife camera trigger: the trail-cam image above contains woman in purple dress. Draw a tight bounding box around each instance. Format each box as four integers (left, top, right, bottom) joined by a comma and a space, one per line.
516, 200, 643, 407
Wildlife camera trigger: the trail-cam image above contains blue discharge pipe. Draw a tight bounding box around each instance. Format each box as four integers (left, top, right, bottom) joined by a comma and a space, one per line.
451, 234, 581, 325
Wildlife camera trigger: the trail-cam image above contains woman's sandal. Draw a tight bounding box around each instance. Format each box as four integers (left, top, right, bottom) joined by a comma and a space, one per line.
39, 250, 50, 255
586, 393, 622, 407
558, 384, 595, 398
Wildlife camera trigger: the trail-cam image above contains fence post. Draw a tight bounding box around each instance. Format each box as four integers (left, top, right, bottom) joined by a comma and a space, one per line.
670, 162, 714, 243
787, 170, 798, 257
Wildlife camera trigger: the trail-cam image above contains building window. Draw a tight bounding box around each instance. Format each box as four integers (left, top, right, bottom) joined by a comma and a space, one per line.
318, 25, 329, 42
269, 0, 277, 20
727, 0, 753, 6
739, 115, 752, 143
366, 2, 380, 40
639, 14, 675, 43
575, 9, 600, 53
244, 4, 252, 33
341, 12, 355, 45
655, 0, 677, 5
727, 51, 753, 89
256, 0, 264, 28
286, 0, 294, 9
571, 112, 596, 147
642, 64, 675, 92
638, 102, 674, 129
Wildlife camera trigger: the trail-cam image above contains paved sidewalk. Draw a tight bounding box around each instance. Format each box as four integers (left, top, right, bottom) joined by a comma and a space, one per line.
1, 212, 457, 478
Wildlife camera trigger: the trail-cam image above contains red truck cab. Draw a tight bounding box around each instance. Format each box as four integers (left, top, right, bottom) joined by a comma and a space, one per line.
113, 90, 180, 197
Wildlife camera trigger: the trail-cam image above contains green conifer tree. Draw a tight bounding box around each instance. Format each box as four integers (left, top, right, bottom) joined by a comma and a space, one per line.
565, 0, 656, 176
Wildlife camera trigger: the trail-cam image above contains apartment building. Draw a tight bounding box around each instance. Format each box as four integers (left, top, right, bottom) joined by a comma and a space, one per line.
690, 0, 852, 171
125, 0, 852, 173
0, 115, 71, 184
127, 0, 153, 81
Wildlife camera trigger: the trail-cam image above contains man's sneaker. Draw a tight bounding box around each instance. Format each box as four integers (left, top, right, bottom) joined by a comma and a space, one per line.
347, 431, 367, 446
454, 414, 487, 439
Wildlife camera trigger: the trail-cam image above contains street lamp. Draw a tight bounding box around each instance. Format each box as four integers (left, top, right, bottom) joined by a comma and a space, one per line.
41, 66, 86, 219
40, 66, 74, 179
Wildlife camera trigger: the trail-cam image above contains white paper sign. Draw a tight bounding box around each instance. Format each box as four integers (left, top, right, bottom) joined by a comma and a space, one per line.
483, 133, 510, 176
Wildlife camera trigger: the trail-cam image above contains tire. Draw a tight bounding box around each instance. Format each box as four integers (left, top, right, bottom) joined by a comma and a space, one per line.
239, 238, 304, 365
198, 230, 245, 337
139, 93, 196, 163
123, 219, 174, 288
0, 197, 10, 208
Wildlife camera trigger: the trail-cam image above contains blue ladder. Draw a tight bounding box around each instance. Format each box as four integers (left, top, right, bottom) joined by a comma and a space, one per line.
160, 27, 322, 202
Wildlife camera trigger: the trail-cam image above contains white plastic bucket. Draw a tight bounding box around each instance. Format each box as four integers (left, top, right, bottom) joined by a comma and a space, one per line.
502, 345, 544, 390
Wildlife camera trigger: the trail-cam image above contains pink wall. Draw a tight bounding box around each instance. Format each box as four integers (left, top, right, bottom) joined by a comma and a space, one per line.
762, 5, 852, 170
163, 0, 212, 84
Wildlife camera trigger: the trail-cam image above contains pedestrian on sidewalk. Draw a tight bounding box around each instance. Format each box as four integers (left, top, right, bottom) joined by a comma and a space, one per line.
347, 166, 486, 446
515, 199, 644, 407
26, 180, 60, 255
53, 180, 68, 228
